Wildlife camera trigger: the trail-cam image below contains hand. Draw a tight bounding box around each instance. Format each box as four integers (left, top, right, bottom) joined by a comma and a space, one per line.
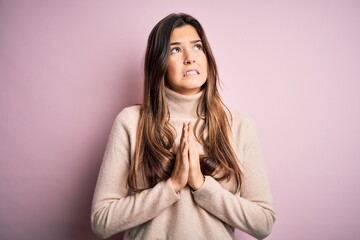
187, 123, 205, 190
171, 122, 190, 193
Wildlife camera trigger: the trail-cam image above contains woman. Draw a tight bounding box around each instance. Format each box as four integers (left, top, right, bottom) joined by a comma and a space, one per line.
91, 13, 275, 239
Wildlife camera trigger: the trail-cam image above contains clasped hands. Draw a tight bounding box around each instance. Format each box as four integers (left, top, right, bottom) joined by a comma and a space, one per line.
170, 122, 205, 193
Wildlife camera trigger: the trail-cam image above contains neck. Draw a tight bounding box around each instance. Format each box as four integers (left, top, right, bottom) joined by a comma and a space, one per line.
165, 87, 203, 120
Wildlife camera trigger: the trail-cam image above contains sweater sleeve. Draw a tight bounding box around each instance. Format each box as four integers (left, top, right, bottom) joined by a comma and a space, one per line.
192, 114, 276, 239
91, 108, 180, 239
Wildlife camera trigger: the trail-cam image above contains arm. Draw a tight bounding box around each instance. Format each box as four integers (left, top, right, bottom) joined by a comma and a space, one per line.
192, 114, 276, 239
91, 109, 180, 239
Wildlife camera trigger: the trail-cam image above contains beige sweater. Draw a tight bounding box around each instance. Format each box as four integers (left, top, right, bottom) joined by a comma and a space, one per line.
91, 88, 276, 240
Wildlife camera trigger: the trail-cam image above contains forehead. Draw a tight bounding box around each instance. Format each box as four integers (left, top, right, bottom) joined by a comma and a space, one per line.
170, 25, 201, 42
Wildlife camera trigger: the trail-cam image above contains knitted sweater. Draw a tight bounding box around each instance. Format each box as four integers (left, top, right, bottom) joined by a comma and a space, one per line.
91, 88, 276, 240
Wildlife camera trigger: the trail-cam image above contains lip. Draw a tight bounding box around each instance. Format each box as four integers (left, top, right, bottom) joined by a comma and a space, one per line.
183, 69, 199, 77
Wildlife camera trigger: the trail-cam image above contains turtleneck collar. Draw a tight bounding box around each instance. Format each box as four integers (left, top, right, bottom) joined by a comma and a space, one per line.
165, 87, 203, 120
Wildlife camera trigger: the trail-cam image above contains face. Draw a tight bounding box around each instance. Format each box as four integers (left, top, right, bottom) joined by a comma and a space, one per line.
166, 25, 208, 95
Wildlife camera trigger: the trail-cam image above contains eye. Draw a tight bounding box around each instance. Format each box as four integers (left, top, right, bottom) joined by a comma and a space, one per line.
170, 47, 181, 55
194, 43, 203, 51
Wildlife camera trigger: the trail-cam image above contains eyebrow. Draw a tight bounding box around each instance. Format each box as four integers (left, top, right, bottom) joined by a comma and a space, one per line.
170, 39, 202, 45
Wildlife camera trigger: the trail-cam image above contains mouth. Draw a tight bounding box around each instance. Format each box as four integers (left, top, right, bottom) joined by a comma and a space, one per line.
183, 70, 199, 78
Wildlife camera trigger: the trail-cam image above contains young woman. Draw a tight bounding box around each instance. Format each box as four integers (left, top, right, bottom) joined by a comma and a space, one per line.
91, 13, 275, 239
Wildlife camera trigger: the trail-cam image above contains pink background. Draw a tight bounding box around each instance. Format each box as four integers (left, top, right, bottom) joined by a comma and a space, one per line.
1, 1, 360, 239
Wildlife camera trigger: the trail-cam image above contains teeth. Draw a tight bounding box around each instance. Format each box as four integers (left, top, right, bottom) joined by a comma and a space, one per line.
184, 70, 198, 77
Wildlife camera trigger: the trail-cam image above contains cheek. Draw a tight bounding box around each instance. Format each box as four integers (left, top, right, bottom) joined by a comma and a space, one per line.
200, 54, 207, 67
202, 58, 208, 77
166, 61, 178, 83
167, 61, 180, 77
166, 67, 173, 81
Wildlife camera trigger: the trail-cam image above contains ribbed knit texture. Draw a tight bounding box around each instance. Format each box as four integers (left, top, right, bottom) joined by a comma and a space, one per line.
91, 87, 275, 240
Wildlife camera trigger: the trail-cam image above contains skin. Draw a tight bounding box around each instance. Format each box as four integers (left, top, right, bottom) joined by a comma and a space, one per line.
166, 24, 208, 95
171, 122, 205, 192
167, 25, 206, 192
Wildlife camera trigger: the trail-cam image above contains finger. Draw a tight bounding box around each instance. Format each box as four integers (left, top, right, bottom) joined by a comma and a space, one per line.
188, 122, 195, 142
182, 141, 189, 161
188, 123, 196, 148
184, 122, 188, 139
181, 122, 186, 140
179, 122, 187, 150
188, 138, 196, 160
188, 140, 193, 156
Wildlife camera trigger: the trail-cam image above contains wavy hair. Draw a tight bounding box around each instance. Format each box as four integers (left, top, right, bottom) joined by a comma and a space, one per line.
128, 13, 242, 192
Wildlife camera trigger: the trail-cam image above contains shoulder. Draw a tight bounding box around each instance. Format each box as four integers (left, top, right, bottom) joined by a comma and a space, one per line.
226, 107, 259, 140
226, 107, 255, 129
115, 105, 141, 120
112, 105, 141, 131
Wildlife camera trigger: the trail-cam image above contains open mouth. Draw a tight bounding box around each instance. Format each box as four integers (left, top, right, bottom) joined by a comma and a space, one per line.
183, 70, 199, 77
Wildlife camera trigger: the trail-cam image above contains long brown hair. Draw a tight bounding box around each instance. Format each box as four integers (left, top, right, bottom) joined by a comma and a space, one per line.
128, 13, 242, 192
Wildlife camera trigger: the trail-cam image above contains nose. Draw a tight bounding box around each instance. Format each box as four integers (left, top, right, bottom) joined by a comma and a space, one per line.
183, 50, 195, 64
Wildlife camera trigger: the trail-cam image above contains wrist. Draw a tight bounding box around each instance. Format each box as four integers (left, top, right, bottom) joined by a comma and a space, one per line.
170, 177, 181, 193
192, 175, 205, 191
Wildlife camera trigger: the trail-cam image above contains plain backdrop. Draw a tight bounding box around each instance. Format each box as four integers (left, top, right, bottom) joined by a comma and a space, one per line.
1, 1, 360, 239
